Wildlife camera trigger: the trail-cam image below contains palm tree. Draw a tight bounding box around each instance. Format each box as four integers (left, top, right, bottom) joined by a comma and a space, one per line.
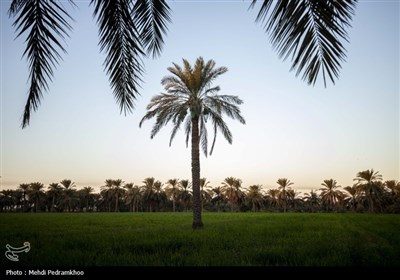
18, 183, 30, 212
222, 177, 245, 212
29, 182, 45, 212
285, 189, 302, 212
125, 183, 142, 212
79, 186, 95, 211
267, 189, 281, 211
200, 178, 212, 211
385, 180, 400, 197
344, 185, 359, 212
112, 179, 126, 212
303, 190, 320, 213
100, 179, 125, 212
59, 179, 76, 212
153, 180, 167, 211
48, 183, 62, 212
210, 186, 225, 212
142, 177, 159, 212
354, 169, 383, 213
9, 1, 356, 128
277, 178, 293, 213
319, 179, 343, 211
246, 185, 264, 212
165, 179, 180, 212
178, 179, 192, 211
101, 179, 115, 212
140, 57, 245, 229
1, 190, 16, 212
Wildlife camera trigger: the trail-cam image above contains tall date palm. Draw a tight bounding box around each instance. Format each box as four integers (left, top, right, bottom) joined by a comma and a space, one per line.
140, 57, 245, 229
354, 169, 383, 213
277, 178, 293, 213
319, 179, 343, 211
9, 0, 356, 128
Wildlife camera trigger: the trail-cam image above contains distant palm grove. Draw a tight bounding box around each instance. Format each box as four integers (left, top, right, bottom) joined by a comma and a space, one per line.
1, 169, 399, 214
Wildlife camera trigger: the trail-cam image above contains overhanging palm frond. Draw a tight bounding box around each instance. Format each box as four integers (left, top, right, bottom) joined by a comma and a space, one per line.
132, 0, 171, 58
91, 0, 145, 115
250, 0, 357, 86
8, 0, 75, 128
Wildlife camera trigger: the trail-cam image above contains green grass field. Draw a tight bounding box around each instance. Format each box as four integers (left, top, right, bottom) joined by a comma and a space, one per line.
1, 213, 399, 266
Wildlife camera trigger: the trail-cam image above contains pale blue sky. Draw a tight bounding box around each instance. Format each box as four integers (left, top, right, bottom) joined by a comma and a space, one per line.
1, 1, 399, 192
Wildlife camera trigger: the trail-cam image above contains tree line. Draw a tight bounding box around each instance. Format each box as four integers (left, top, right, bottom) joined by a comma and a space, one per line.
1, 169, 399, 214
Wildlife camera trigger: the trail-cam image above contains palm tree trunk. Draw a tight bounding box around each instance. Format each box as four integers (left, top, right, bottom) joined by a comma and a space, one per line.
115, 194, 119, 212
283, 191, 287, 213
172, 197, 176, 212
369, 191, 374, 213
23, 192, 26, 212
191, 117, 203, 229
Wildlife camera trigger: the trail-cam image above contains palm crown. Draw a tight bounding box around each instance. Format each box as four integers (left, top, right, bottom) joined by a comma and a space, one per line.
140, 57, 245, 156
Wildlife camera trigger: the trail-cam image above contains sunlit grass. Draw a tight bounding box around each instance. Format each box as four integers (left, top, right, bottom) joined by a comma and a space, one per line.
1, 213, 399, 266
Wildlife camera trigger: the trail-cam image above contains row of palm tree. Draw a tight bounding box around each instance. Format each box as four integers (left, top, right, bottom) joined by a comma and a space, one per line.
1, 169, 399, 214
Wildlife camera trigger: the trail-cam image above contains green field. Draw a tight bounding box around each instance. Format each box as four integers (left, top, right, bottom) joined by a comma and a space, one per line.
1, 213, 399, 266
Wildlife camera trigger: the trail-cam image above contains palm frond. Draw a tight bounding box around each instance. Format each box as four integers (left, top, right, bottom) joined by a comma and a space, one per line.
132, 0, 171, 58
91, 0, 144, 115
209, 112, 233, 155
250, 0, 357, 86
9, 0, 74, 128
199, 117, 208, 156
8, 0, 27, 15
206, 95, 246, 124
169, 110, 187, 146
141, 57, 244, 156
184, 115, 192, 148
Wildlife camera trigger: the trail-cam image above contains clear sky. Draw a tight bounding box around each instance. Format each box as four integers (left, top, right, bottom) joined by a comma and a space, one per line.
1, 0, 399, 192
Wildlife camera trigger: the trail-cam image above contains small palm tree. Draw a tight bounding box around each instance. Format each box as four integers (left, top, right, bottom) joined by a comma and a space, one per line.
277, 178, 293, 213
200, 178, 211, 211
125, 183, 142, 212
18, 183, 30, 212
222, 177, 245, 212
344, 185, 359, 212
140, 57, 245, 229
48, 183, 62, 212
165, 178, 180, 212
385, 180, 400, 197
1, 190, 15, 212
303, 190, 320, 213
246, 185, 264, 212
211, 186, 225, 212
80, 186, 95, 211
112, 179, 125, 212
319, 179, 343, 211
59, 179, 76, 212
142, 177, 160, 212
153, 180, 166, 211
267, 189, 280, 210
354, 169, 383, 213
29, 182, 45, 212
101, 179, 115, 212
178, 179, 192, 211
